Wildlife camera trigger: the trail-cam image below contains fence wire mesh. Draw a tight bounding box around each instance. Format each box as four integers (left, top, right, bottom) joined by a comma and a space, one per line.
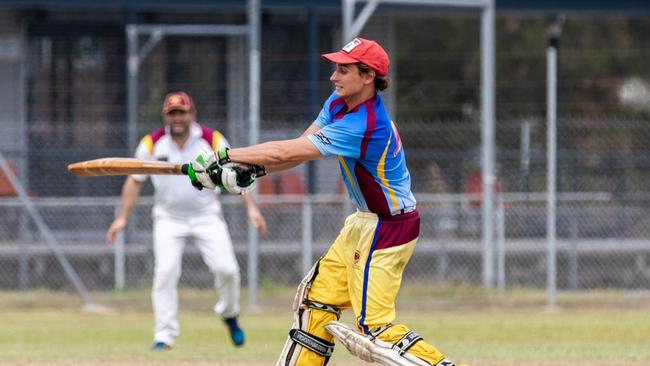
3, 12, 650, 301
2, 192, 650, 292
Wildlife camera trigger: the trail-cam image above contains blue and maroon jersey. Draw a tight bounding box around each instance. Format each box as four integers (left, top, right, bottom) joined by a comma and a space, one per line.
307, 91, 416, 216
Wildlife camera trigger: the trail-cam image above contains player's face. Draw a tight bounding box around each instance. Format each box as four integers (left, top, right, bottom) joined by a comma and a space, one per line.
330, 63, 373, 99
164, 110, 193, 137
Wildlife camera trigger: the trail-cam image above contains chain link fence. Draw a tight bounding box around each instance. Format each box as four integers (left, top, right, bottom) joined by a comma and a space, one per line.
2, 190, 650, 293
3, 12, 650, 302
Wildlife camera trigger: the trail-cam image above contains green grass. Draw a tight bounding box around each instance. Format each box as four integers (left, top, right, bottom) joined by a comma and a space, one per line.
1, 288, 650, 365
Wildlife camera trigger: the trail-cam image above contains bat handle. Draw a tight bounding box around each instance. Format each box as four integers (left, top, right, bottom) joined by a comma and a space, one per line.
181, 164, 190, 175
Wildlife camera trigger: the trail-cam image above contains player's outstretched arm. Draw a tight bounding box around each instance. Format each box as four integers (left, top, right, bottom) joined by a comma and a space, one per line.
187, 127, 322, 192
254, 123, 321, 172
228, 137, 321, 173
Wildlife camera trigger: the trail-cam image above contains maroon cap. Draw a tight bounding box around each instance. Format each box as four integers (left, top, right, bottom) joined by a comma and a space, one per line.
162, 91, 194, 114
321, 37, 389, 76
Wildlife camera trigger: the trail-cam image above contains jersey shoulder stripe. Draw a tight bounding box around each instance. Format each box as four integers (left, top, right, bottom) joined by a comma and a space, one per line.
328, 97, 346, 113
150, 127, 166, 144
211, 130, 223, 150
199, 124, 213, 147
197, 124, 225, 151
359, 99, 377, 159
141, 127, 167, 156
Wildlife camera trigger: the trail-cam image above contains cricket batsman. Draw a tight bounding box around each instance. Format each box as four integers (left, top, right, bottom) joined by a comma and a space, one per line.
186, 37, 456, 366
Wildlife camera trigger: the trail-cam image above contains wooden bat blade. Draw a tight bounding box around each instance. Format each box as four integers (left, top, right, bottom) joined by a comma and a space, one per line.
68, 158, 188, 177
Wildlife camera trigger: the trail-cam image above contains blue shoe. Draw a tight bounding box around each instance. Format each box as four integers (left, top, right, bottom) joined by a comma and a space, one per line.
223, 316, 245, 347
151, 341, 172, 350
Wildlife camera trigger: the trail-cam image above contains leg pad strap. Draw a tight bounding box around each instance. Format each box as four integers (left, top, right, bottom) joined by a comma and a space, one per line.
289, 329, 335, 357
394, 331, 423, 355
303, 299, 341, 318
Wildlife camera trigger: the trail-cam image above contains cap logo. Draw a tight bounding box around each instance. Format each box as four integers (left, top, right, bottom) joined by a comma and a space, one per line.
342, 38, 362, 53
169, 95, 182, 105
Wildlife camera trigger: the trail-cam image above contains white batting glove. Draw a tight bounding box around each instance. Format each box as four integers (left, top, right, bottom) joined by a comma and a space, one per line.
187, 148, 264, 193
219, 164, 257, 195
188, 150, 220, 190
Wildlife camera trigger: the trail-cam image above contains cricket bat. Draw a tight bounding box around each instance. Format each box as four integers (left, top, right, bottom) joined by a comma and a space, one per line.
67, 158, 189, 177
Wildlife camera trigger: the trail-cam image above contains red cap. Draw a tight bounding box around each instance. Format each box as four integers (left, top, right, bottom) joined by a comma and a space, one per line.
321, 37, 389, 76
162, 91, 195, 114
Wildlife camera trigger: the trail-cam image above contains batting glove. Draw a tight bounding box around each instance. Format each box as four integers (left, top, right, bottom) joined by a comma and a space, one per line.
188, 148, 231, 190
219, 164, 266, 194
188, 148, 266, 193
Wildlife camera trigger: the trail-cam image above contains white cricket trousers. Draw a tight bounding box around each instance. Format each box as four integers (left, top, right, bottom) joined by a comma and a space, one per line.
152, 212, 240, 345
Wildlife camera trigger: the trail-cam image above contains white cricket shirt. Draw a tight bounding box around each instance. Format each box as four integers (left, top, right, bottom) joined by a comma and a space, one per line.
132, 122, 230, 219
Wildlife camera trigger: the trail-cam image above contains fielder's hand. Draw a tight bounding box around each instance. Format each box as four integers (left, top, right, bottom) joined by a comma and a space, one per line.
106, 216, 127, 245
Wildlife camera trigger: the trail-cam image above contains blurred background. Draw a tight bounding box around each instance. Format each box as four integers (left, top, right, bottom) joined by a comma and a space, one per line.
1, 0, 650, 307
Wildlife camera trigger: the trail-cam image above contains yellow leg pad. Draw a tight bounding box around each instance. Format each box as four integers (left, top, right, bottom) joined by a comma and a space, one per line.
376, 324, 446, 366
295, 308, 339, 366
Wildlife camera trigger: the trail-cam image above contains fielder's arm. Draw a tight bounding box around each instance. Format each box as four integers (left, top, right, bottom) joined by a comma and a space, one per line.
228, 123, 322, 173
241, 193, 268, 235
106, 176, 144, 244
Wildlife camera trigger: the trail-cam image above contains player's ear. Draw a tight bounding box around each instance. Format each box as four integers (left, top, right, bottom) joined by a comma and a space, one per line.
364, 69, 376, 86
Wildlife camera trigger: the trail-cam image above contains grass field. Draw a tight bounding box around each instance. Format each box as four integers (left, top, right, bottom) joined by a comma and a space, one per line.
1, 287, 650, 366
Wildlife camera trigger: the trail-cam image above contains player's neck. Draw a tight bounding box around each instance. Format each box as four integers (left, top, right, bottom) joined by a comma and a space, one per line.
171, 132, 190, 148
344, 87, 376, 111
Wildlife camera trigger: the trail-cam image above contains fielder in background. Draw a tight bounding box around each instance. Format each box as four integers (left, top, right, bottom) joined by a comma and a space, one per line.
106, 91, 267, 350
187, 38, 456, 366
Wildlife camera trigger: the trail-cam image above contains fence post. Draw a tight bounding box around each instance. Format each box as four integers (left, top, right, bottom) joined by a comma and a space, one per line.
496, 196, 506, 291
18, 230, 29, 290
247, 209, 259, 308
114, 206, 125, 290
568, 216, 579, 290
436, 203, 452, 282
302, 195, 313, 276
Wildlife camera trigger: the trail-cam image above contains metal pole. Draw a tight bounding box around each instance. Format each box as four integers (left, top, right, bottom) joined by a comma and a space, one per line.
114, 207, 125, 290
520, 119, 531, 193
385, 14, 397, 115
126, 25, 138, 157
496, 196, 506, 291
480, 0, 496, 288
302, 197, 313, 276
546, 14, 564, 311
347, 0, 380, 41
0, 153, 92, 305
343, 0, 355, 43
18, 232, 28, 290
247, 0, 261, 308
18, 28, 29, 290
307, 6, 319, 194
568, 217, 578, 290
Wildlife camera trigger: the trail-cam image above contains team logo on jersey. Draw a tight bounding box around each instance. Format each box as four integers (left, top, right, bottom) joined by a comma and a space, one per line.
353, 250, 361, 269
314, 131, 331, 145
342, 38, 362, 53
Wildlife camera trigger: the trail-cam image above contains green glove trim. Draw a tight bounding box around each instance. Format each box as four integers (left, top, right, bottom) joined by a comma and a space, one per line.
187, 164, 198, 182
216, 147, 231, 165
186, 165, 204, 190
